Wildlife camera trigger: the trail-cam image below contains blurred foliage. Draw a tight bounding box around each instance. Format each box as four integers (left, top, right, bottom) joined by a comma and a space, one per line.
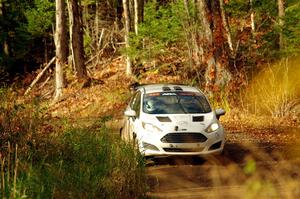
225, 0, 300, 61
25, 0, 55, 37
282, 1, 300, 55
0, 0, 30, 77
0, 0, 54, 82
126, 0, 184, 65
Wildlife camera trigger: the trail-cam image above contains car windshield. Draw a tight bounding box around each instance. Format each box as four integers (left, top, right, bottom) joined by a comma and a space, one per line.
143, 92, 212, 114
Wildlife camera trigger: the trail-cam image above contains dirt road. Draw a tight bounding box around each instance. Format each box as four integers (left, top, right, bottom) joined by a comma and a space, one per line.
146, 127, 300, 198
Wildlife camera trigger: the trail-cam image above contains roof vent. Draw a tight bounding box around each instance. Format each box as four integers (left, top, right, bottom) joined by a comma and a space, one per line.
174, 86, 183, 91
162, 86, 171, 91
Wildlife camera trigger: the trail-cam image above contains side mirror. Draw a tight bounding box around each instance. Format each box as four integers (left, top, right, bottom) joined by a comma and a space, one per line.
215, 108, 226, 120
124, 109, 137, 117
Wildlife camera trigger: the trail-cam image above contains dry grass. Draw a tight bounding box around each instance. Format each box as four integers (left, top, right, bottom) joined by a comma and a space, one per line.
244, 57, 300, 117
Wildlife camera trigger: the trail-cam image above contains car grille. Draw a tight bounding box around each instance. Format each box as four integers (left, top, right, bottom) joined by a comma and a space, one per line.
161, 133, 207, 143
163, 147, 204, 152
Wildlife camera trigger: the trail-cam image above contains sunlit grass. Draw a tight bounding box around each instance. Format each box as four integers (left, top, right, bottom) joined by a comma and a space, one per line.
244, 57, 300, 117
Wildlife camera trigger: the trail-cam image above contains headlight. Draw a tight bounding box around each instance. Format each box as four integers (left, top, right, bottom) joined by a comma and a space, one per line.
142, 122, 162, 133
205, 122, 219, 133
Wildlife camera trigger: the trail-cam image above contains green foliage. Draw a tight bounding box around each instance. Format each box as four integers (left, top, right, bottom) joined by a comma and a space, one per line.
224, 0, 300, 63
126, 0, 184, 63
0, 89, 147, 198
282, 2, 300, 55
25, 0, 55, 37
244, 158, 256, 175
253, 0, 300, 58
0, 0, 54, 80
83, 33, 93, 56
224, 0, 249, 17
1, 129, 146, 198
141, 1, 182, 44
252, 0, 277, 17
0, 0, 32, 71
19, 128, 146, 198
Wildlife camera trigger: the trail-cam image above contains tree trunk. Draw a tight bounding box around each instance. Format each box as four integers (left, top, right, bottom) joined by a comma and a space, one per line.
278, 0, 285, 50
133, 0, 144, 34
197, 0, 231, 95
54, 0, 68, 101
183, 0, 193, 69
250, 0, 255, 32
197, 0, 215, 91
249, 0, 256, 44
139, 0, 144, 23
95, 0, 99, 45
116, 0, 123, 30
1, 1, 9, 57
134, 0, 139, 35
123, 0, 132, 75
219, 0, 233, 52
183, 0, 203, 69
68, 0, 88, 80
3, 41, 9, 57
0, 0, 2, 16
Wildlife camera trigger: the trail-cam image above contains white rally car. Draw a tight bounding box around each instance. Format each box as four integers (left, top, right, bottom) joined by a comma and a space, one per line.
121, 84, 226, 157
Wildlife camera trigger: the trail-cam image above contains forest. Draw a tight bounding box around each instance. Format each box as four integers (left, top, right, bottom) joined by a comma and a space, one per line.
1, 0, 299, 89
0, 0, 300, 198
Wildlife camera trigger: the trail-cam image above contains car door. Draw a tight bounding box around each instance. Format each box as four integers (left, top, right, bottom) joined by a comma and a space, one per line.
125, 91, 142, 141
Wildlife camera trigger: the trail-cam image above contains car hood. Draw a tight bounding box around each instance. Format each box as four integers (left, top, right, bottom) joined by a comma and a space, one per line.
140, 112, 215, 132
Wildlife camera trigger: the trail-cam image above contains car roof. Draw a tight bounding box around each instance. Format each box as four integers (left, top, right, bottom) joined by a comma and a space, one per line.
137, 84, 202, 94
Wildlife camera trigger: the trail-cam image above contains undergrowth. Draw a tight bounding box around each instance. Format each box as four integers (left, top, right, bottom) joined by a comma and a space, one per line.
0, 88, 147, 198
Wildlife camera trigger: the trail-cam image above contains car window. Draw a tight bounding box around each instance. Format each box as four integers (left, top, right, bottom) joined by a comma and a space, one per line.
131, 91, 141, 117
129, 92, 138, 109
143, 92, 211, 114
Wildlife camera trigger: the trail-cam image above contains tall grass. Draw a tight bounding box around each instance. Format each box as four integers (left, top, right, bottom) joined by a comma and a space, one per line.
1, 87, 37, 152
0, 143, 24, 199
0, 88, 147, 198
244, 57, 300, 117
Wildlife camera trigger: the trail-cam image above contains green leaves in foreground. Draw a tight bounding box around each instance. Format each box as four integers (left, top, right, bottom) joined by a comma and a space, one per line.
1, 122, 146, 199
243, 158, 256, 175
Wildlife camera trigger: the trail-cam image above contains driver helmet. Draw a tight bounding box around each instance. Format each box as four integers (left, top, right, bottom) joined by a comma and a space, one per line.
145, 99, 156, 112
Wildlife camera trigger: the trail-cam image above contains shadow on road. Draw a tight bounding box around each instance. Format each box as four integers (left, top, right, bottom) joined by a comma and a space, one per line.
148, 140, 300, 167
146, 142, 284, 167
146, 129, 300, 198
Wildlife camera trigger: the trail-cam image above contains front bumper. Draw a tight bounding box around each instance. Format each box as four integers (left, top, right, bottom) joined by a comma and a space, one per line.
138, 129, 225, 157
